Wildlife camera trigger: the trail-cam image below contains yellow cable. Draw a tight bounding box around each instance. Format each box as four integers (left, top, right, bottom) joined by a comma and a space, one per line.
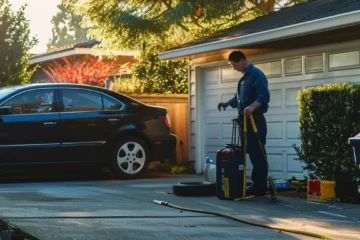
249, 115, 258, 133
249, 114, 270, 170
243, 115, 247, 198
153, 200, 331, 240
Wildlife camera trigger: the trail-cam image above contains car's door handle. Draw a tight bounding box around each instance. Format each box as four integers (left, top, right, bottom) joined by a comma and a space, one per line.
43, 122, 57, 127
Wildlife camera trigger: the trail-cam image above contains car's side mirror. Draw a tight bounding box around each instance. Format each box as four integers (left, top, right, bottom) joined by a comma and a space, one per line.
0, 106, 13, 115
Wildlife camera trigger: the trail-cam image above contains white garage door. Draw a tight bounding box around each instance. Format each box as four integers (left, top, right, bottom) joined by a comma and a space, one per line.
203, 65, 304, 180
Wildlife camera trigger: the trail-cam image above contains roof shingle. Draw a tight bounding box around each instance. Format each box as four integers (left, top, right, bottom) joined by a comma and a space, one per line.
171, 0, 360, 50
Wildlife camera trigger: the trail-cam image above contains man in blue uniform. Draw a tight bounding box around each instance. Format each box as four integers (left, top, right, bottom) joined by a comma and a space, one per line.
218, 51, 270, 196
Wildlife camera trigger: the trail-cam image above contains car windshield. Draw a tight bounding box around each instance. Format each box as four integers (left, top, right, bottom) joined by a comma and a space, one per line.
0, 87, 15, 101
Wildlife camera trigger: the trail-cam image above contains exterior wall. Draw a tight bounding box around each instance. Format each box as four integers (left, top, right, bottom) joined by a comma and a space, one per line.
127, 94, 189, 165
189, 39, 360, 175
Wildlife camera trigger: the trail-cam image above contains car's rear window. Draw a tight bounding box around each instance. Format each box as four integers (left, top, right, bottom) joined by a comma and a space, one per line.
0, 87, 15, 101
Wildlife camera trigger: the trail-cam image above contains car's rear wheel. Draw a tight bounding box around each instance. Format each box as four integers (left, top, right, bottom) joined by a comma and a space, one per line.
111, 136, 150, 179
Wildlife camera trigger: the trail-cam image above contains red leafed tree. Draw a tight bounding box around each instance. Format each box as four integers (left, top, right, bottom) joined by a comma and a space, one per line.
43, 56, 117, 86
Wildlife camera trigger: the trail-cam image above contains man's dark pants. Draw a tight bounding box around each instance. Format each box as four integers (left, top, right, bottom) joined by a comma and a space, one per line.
239, 113, 268, 195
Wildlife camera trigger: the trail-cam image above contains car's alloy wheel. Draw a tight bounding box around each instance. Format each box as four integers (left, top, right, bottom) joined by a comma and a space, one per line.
117, 141, 145, 174
112, 136, 149, 179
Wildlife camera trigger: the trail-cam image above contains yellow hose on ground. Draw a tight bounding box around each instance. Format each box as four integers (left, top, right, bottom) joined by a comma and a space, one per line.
153, 200, 331, 240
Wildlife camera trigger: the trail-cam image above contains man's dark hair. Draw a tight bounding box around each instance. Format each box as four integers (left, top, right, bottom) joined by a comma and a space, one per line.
228, 51, 247, 62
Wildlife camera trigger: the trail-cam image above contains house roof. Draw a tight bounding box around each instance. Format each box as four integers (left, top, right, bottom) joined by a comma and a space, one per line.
160, 0, 360, 59
30, 39, 100, 59
30, 39, 139, 64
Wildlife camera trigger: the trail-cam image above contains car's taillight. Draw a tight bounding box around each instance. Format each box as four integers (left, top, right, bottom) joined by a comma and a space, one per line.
164, 113, 171, 128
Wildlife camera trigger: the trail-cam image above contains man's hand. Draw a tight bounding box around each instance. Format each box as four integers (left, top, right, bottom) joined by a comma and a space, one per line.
218, 102, 228, 111
244, 106, 254, 116
244, 101, 262, 115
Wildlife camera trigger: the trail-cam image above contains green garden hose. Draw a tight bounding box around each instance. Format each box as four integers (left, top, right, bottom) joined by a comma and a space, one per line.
153, 200, 331, 240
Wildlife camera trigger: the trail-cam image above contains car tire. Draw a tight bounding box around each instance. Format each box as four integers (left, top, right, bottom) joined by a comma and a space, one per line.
111, 136, 150, 180
173, 182, 216, 196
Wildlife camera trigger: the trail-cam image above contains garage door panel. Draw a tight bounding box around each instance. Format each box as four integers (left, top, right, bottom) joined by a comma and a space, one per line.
205, 122, 220, 140
267, 154, 284, 173
207, 119, 239, 141
286, 121, 300, 140
286, 87, 302, 106
221, 122, 234, 140
266, 140, 301, 148
269, 89, 282, 107
267, 121, 283, 140
266, 113, 299, 121
205, 81, 237, 90
205, 110, 238, 119
204, 69, 219, 85
206, 111, 238, 119
265, 109, 299, 116
205, 94, 219, 111
266, 146, 296, 154
221, 67, 243, 83
206, 139, 233, 147
264, 147, 297, 176
287, 154, 305, 173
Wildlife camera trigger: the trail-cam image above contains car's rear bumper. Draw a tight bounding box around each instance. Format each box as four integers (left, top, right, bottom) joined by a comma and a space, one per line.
151, 134, 177, 162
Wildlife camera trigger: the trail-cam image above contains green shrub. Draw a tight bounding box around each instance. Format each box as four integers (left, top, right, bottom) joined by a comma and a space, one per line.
148, 161, 190, 175
170, 165, 188, 175
293, 82, 360, 202
131, 45, 188, 94
110, 77, 143, 94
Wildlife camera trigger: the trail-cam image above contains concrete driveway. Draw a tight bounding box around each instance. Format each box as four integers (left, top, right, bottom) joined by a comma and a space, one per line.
0, 174, 359, 240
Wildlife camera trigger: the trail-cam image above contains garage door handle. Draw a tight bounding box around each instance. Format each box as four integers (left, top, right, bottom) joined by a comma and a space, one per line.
44, 122, 57, 127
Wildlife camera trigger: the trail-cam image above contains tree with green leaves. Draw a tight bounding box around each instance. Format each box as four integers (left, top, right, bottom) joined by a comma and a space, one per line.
47, 2, 88, 51
0, 0, 38, 87
65, 0, 307, 52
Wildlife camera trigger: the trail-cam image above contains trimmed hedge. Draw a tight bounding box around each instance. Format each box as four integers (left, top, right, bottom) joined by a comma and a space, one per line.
293, 82, 360, 202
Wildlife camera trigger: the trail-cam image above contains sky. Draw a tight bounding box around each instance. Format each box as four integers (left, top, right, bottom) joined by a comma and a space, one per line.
10, 0, 62, 54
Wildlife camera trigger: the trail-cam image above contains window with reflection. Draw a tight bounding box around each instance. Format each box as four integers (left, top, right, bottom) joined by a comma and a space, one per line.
2, 89, 55, 114
103, 95, 123, 110
62, 89, 102, 112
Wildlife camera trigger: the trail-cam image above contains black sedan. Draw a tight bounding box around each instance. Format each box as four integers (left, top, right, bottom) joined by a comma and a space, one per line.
0, 83, 177, 179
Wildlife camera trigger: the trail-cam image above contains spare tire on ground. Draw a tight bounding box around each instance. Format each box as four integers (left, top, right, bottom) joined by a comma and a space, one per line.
173, 182, 216, 196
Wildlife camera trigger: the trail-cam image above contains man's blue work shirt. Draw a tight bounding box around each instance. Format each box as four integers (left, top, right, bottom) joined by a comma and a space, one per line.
226, 63, 270, 115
